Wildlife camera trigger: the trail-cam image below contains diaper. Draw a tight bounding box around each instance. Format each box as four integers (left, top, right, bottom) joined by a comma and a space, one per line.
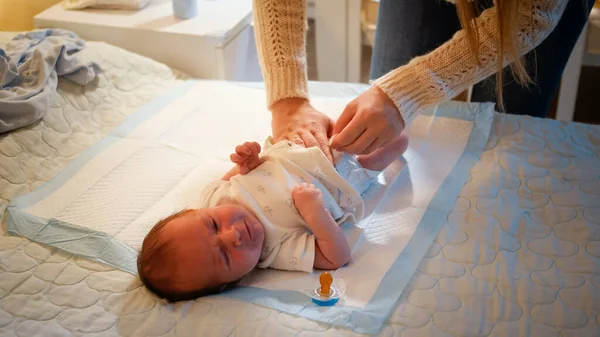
333, 150, 379, 196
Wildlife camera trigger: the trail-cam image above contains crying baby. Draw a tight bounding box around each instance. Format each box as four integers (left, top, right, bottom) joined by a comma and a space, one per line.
137, 134, 408, 302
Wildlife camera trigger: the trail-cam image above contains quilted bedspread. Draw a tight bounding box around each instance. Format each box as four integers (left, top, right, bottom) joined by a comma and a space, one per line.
1, 34, 600, 337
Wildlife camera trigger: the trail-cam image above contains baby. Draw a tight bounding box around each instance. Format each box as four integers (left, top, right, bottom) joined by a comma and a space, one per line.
137, 134, 408, 302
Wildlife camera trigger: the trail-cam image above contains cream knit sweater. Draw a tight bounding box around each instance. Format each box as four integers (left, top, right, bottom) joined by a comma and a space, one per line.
252, 0, 568, 124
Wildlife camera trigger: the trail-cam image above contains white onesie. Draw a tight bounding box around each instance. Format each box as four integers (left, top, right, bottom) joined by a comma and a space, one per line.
199, 138, 379, 273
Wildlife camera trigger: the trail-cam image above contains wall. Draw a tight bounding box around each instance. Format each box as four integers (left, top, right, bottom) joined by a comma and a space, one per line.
0, 0, 62, 31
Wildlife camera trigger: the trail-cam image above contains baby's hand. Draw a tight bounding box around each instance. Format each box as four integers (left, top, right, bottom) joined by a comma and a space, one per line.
292, 182, 324, 213
230, 141, 264, 174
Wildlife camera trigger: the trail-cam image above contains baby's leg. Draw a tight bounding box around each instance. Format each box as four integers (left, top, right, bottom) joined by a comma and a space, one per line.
357, 134, 408, 171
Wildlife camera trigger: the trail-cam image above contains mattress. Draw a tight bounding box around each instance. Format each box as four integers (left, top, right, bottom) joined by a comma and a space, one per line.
1, 35, 600, 336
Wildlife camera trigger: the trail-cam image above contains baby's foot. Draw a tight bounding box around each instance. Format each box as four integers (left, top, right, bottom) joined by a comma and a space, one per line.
357, 133, 408, 171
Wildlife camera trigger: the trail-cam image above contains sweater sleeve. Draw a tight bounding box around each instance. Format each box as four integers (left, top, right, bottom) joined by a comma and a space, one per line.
252, 0, 310, 107
372, 0, 569, 126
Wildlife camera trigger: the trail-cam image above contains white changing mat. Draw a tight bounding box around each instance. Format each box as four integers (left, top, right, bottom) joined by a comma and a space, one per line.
5, 80, 494, 334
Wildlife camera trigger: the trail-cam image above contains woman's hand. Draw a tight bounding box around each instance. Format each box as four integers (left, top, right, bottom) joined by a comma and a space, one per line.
331, 86, 405, 155
271, 98, 334, 163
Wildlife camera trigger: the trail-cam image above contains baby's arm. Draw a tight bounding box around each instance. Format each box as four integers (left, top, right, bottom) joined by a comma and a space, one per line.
292, 183, 351, 270
222, 141, 266, 181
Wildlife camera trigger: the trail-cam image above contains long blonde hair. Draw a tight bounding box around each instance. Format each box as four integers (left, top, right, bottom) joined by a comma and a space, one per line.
455, 0, 533, 111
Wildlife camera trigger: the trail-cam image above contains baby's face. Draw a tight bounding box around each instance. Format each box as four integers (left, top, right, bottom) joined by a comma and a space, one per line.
163, 203, 265, 292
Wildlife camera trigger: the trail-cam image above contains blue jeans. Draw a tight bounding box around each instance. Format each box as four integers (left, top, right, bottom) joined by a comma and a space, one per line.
370, 0, 594, 117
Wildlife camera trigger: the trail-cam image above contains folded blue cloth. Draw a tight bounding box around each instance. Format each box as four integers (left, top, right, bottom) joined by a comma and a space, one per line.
0, 29, 100, 133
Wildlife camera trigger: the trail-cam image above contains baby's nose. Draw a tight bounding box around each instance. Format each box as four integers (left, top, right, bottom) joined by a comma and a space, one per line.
222, 227, 241, 247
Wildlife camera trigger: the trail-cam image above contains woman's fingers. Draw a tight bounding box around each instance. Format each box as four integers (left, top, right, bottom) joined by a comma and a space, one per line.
363, 136, 386, 155
330, 115, 366, 150
312, 129, 334, 163
332, 101, 357, 136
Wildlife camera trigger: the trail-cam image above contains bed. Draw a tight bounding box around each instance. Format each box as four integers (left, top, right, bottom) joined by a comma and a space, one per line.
1, 33, 599, 337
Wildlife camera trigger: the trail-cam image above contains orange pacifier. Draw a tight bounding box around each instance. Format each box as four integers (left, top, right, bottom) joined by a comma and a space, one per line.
310, 272, 346, 306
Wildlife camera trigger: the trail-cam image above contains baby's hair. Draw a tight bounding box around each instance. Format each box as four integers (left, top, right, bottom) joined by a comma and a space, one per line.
137, 209, 227, 302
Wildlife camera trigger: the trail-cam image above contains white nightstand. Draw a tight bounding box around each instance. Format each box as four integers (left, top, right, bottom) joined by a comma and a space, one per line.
34, 0, 263, 81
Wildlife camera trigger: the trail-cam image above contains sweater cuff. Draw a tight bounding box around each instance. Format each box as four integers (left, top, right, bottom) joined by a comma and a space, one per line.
265, 65, 310, 108
371, 64, 434, 127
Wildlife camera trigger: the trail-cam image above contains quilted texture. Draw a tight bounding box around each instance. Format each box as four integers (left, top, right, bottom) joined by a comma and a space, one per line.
1, 35, 600, 336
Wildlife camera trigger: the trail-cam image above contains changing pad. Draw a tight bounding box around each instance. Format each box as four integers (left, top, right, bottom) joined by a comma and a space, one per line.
4, 80, 494, 333
0, 45, 599, 335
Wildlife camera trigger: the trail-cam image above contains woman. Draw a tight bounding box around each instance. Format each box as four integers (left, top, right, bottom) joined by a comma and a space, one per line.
251, 0, 590, 162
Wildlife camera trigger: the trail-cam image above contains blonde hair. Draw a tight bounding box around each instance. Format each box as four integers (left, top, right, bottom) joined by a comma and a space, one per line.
455, 0, 533, 111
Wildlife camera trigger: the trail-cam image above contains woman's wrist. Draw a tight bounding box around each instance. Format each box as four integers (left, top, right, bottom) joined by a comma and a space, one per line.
371, 83, 408, 128
371, 84, 406, 128
270, 97, 309, 115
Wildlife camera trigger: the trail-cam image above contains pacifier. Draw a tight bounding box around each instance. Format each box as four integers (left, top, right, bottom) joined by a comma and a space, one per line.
310, 272, 346, 306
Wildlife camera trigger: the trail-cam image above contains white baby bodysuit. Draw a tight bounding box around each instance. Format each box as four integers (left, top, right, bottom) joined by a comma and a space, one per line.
199, 138, 378, 273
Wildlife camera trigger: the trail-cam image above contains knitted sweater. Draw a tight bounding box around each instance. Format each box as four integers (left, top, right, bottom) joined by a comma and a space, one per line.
252, 0, 568, 124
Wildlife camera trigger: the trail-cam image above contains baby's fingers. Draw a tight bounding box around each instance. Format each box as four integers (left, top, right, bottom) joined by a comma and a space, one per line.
235, 144, 252, 156
230, 153, 245, 163
292, 182, 307, 193
237, 142, 261, 155
248, 141, 261, 154
307, 184, 320, 193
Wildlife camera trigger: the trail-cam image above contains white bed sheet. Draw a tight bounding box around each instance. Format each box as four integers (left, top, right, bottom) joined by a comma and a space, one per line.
1, 35, 600, 337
